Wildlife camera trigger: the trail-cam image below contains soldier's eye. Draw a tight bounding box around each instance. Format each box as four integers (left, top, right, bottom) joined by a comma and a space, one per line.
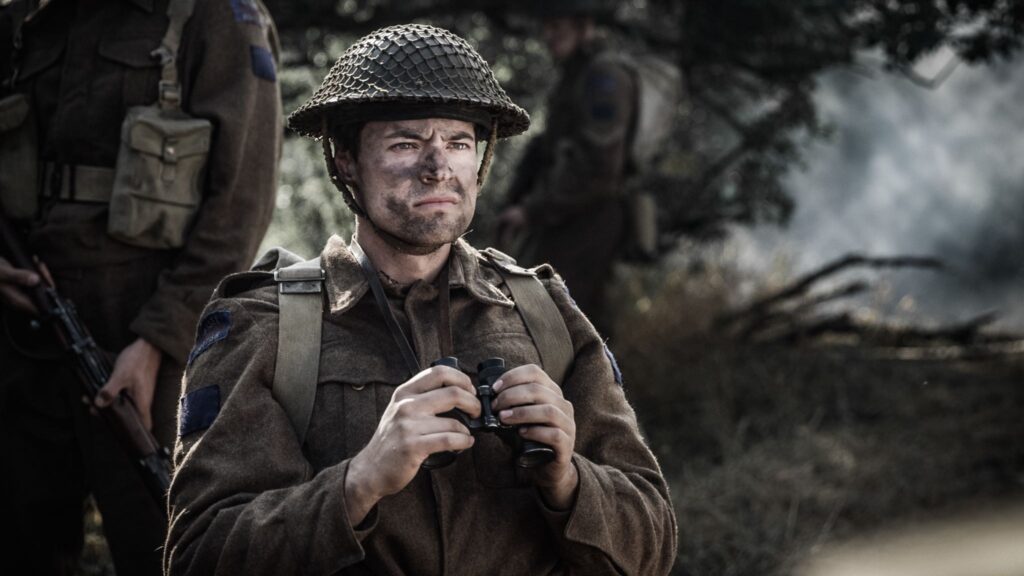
391, 142, 418, 150
449, 142, 471, 150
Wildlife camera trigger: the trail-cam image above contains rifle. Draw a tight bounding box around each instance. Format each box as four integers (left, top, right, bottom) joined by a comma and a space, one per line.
0, 210, 172, 510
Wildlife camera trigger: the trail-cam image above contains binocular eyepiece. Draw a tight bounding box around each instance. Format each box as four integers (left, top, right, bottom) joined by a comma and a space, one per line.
423, 357, 556, 470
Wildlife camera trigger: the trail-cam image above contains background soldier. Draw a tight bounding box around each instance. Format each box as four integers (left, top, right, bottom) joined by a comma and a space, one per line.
0, 0, 281, 574
497, 1, 636, 336
165, 24, 676, 574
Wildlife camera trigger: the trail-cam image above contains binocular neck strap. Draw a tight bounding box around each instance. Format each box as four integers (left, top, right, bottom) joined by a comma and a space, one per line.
350, 240, 454, 377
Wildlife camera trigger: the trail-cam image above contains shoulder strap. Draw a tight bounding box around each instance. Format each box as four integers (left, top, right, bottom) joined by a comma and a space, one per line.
487, 261, 574, 385
272, 257, 324, 445
151, 0, 198, 110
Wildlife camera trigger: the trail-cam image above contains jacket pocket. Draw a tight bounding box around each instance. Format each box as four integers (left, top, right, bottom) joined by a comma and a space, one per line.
97, 36, 162, 109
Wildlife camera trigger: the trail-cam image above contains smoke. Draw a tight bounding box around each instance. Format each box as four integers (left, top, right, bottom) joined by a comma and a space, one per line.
731, 52, 1024, 331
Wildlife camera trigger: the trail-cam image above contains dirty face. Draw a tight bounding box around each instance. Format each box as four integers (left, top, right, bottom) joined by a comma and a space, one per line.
336, 118, 479, 250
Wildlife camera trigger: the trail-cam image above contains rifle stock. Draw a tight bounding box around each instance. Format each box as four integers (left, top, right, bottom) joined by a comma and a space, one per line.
0, 210, 172, 510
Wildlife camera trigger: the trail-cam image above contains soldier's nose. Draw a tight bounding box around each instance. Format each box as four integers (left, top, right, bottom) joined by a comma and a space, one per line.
419, 149, 452, 183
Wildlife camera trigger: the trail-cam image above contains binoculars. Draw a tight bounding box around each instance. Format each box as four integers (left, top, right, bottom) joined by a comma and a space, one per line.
423, 357, 556, 470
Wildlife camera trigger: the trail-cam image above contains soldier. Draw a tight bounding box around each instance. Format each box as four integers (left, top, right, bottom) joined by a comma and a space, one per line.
0, 0, 281, 574
165, 24, 677, 574
497, 1, 635, 335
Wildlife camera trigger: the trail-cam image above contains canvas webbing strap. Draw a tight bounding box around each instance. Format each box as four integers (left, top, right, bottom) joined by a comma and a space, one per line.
152, 0, 198, 110
490, 267, 574, 385
273, 257, 324, 445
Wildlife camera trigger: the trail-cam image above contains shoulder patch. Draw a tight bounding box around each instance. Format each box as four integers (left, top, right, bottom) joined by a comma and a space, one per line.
230, 0, 266, 27
188, 310, 231, 366
179, 385, 221, 436
604, 343, 624, 386
250, 45, 277, 82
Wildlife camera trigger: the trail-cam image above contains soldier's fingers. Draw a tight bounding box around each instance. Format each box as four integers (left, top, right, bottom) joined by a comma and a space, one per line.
95, 376, 130, 408
0, 258, 40, 287
413, 431, 475, 460
33, 257, 55, 288
396, 365, 474, 398
498, 403, 574, 433
401, 386, 481, 419
492, 382, 570, 415
492, 364, 558, 394
0, 285, 39, 315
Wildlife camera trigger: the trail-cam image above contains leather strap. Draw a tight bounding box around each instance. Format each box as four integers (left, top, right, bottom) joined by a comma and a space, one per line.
272, 257, 324, 445
41, 163, 114, 203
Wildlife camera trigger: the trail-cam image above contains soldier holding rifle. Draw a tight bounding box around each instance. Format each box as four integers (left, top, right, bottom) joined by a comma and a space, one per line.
0, 0, 281, 574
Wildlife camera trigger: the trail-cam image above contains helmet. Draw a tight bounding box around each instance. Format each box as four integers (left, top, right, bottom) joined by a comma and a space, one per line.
288, 24, 529, 139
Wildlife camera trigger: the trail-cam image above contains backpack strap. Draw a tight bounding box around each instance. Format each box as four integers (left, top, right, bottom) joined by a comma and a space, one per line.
483, 252, 574, 385
272, 257, 324, 445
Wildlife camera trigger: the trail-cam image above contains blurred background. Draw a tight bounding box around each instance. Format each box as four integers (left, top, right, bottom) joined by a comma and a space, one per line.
85, 1, 1024, 574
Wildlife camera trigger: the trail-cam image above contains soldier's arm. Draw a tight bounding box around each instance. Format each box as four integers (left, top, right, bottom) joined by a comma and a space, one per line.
128, 0, 282, 363
534, 271, 678, 575
165, 292, 373, 575
523, 59, 635, 226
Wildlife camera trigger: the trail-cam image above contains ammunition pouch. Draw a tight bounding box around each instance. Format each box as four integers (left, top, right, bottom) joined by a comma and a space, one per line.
0, 93, 39, 219
108, 105, 211, 249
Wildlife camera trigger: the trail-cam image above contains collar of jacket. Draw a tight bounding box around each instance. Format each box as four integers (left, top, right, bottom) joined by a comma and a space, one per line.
321, 235, 514, 316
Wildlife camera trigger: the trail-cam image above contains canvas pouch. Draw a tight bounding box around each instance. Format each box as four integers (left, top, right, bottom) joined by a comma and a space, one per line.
108, 105, 211, 249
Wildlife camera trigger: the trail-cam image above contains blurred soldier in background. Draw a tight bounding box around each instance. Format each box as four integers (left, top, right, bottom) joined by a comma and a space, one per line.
497, 0, 635, 336
0, 0, 281, 574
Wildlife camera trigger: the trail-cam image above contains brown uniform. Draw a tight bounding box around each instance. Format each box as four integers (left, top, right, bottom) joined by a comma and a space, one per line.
504, 44, 635, 334
0, 0, 280, 574
166, 236, 677, 575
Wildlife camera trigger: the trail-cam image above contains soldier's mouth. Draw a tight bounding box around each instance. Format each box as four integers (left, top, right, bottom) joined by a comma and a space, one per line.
414, 195, 461, 207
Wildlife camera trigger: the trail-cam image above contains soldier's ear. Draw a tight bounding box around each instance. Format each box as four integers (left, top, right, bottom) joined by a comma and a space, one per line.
334, 148, 358, 186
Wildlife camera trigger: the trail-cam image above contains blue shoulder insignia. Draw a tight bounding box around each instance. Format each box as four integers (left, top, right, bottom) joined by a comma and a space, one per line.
250, 45, 277, 82
188, 310, 232, 366
179, 385, 221, 436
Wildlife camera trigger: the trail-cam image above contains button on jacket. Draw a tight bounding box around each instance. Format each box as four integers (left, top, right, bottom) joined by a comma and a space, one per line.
166, 236, 678, 575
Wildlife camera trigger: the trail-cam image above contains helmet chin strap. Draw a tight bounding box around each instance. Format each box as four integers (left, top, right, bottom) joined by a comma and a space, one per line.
319, 116, 499, 257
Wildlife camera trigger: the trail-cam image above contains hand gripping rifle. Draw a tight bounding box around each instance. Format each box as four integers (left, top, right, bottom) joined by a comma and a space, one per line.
0, 210, 172, 510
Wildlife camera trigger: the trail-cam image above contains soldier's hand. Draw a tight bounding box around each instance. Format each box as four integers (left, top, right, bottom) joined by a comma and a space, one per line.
95, 337, 162, 430
0, 256, 44, 314
344, 365, 481, 526
492, 364, 579, 510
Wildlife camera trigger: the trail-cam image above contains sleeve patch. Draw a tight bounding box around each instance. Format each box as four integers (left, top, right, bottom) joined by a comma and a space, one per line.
187, 310, 231, 366
250, 45, 277, 82
604, 344, 624, 387
230, 0, 266, 27
179, 385, 221, 436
